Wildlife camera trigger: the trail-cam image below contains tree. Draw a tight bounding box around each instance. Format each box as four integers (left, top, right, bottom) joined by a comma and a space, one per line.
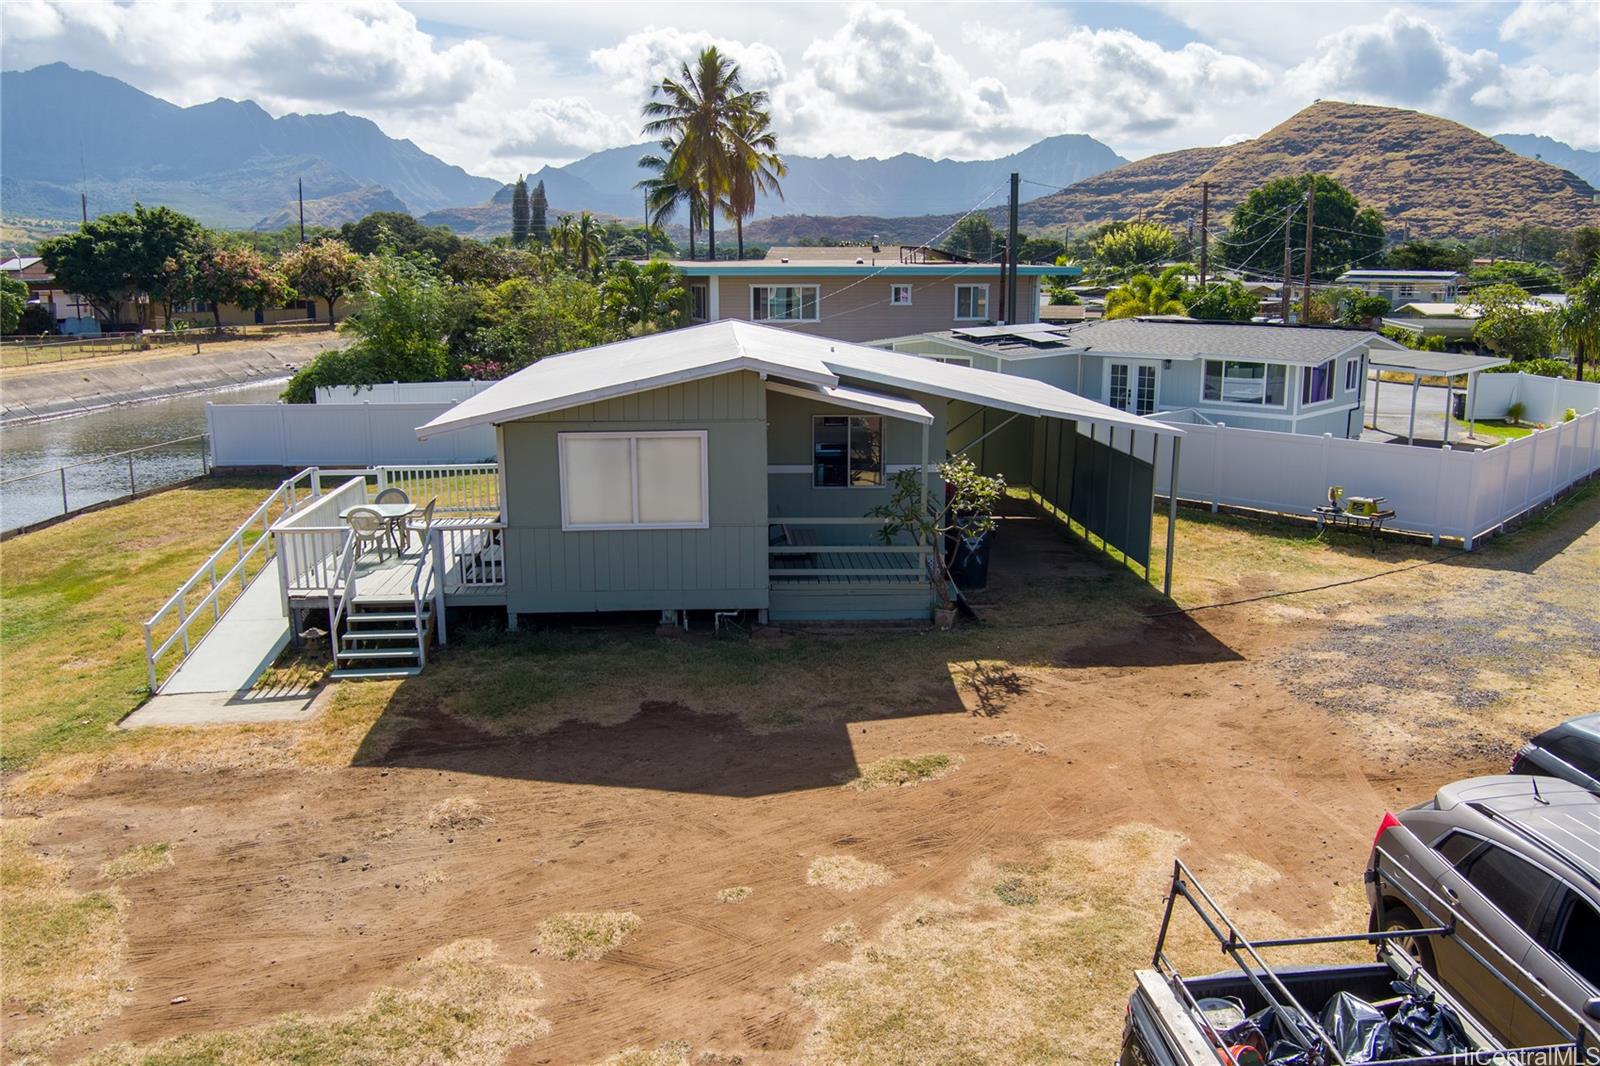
1380, 324, 1447, 352
282, 255, 450, 401
442, 243, 538, 285
1223, 175, 1384, 280
642, 46, 770, 264
337, 212, 460, 263
1385, 240, 1471, 273
1184, 279, 1259, 322
1105, 265, 1190, 319
1466, 260, 1562, 293
870, 454, 1005, 618
1556, 262, 1600, 381
511, 176, 531, 247
529, 180, 549, 245
1091, 221, 1179, 280
602, 259, 689, 334
945, 215, 998, 261
638, 138, 702, 261
723, 108, 785, 259
188, 245, 291, 330
1018, 235, 1065, 264
37, 204, 205, 326
279, 238, 365, 328
449, 275, 610, 380
1461, 283, 1556, 359
551, 212, 606, 274
1557, 228, 1600, 285
1, 274, 27, 334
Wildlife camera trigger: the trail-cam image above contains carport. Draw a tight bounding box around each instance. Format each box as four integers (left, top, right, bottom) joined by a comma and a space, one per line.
1366, 350, 1509, 444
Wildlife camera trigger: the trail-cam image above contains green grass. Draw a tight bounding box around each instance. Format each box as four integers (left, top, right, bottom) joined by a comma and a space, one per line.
1453, 418, 1535, 440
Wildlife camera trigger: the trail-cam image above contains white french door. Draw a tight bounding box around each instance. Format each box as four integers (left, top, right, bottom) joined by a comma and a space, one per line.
1107, 362, 1158, 416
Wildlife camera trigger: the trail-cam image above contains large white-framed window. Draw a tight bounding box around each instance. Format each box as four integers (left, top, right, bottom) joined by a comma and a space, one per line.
813, 415, 884, 488
890, 283, 913, 306
1202, 359, 1289, 407
954, 284, 989, 321
1301, 358, 1335, 405
1344, 356, 1362, 392
751, 284, 819, 322
558, 430, 708, 531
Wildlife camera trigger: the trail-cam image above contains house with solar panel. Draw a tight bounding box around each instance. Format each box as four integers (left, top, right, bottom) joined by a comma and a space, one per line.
875, 318, 1422, 439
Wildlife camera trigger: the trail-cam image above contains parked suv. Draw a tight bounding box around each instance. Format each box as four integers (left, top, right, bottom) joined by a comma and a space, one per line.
1511, 714, 1600, 794
1367, 775, 1600, 1048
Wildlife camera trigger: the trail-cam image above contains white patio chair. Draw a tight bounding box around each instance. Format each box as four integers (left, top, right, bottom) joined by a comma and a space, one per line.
345, 507, 390, 560
404, 498, 437, 552
374, 487, 410, 505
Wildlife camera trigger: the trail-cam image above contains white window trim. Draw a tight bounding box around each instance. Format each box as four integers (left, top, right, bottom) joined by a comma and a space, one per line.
688, 283, 710, 322
1299, 358, 1339, 409
750, 284, 821, 323
890, 283, 913, 306
1200, 359, 1291, 410
1102, 359, 1162, 416
812, 414, 887, 490
1344, 356, 1363, 392
953, 283, 990, 321
557, 430, 709, 531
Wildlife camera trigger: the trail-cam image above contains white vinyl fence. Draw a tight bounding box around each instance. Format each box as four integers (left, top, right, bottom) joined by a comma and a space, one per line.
314, 380, 494, 405
1145, 410, 1600, 548
1468, 372, 1600, 426
208, 401, 495, 467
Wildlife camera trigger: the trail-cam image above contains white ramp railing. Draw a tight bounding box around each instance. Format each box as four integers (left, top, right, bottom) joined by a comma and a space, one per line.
142, 467, 320, 691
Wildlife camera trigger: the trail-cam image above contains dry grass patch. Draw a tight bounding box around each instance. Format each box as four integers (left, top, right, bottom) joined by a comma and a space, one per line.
844, 753, 961, 791
535, 911, 642, 961
598, 1041, 692, 1066
806, 855, 892, 893
796, 823, 1343, 1066
981, 732, 1047, 755
427, 795, 491, 831
78, 939, 547, 1065
822, 920, 861, 948
99, 842, 173, 881
1, 820, 130, 1061
716, 885, 752, 904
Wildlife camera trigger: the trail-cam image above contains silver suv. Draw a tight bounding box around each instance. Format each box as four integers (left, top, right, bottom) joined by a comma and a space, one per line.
1366, 774, 1600, 1048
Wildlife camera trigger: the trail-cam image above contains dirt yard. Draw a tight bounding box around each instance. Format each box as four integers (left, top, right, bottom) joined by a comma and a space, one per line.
4, 482, 1597, 1065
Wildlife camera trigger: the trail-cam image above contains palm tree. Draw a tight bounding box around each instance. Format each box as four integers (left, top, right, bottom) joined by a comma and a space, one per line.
641, 46, 770, 263
637, 139, 701, 260
573, 212, 605, 274
602, 259, 689, 334
1105, 264, 1192, 319
724, 109, 785, 259
550, 214, 578, 264
1557, 260, 1600, 381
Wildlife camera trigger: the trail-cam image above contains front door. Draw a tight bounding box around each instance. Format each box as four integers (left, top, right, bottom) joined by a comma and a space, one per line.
1108, 362, 1157, 416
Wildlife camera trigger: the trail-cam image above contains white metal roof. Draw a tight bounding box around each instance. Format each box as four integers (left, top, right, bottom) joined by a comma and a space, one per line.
766, 380, 935, 424
1367, 350, 1509, 376
416, 320, 1181, 440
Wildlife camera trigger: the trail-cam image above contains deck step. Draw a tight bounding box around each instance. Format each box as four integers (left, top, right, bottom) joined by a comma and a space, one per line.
347, 610, 428, 623
336, 649, 423, 661
330, 666, 424, 680
342, 631, 420, 644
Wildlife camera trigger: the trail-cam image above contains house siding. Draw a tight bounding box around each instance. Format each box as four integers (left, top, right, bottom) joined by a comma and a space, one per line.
698, 270, 1033, 343
498, 371, 769, 614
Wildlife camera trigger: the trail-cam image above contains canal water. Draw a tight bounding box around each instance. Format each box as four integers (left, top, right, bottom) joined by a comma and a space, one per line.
0, 380, 288, 533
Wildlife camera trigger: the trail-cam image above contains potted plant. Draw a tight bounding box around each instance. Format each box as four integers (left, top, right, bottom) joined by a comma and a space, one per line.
869, 455, 1006, 629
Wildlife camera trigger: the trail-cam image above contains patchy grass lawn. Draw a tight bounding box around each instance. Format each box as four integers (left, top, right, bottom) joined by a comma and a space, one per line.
1454, 417, 1536, 440
807, 855, 893, 893
843, 753, 961, 790
98, 843, 173, 881
535, 912, 642, 962
0, 476, 277, 771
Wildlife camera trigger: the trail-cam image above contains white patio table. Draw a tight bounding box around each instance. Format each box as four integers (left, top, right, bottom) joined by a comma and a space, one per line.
340, 501, 417, 553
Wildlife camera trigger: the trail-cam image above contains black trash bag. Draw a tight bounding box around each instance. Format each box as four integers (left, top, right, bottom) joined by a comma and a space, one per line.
1321, 992, 1395, 1064
1249, 1006, 1325, 1066
1389, 978, 1472, 1058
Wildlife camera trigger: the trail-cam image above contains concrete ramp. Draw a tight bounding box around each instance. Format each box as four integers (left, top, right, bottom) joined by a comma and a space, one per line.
158, 565, 291, 695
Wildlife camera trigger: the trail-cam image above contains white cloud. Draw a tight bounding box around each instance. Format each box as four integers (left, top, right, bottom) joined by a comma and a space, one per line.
483, 98, 635, 162
590, 27, 787, 104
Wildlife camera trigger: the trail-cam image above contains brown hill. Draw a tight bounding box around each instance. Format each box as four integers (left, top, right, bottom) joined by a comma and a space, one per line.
749, 102, 1600, 244
253, 186, 410, 230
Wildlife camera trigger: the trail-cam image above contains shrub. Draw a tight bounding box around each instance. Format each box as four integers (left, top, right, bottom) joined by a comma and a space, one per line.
1565, 408, 1579, 422
1485, 357, 1572, 379
1506, 401, 1527, 425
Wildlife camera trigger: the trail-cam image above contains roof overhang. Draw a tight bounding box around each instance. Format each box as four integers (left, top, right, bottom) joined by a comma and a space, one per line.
1367, 351, 1510, 376
766, 380, 935, 424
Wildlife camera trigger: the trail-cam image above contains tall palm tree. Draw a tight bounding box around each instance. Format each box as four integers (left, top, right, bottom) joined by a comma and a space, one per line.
1556, 258, 1600, 381
638, 139, 703, 260
724, 109, 785, 259
641, 46, 770, 263
1105, 264, 1192, 319
550, 214, 578, 263
573, 212, 605, 274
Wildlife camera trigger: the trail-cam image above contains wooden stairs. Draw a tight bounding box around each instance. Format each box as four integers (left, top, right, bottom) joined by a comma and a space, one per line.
330, 599, 433, 680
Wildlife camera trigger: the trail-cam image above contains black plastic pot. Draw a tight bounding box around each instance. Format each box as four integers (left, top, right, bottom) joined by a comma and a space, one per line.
948, 526, 995, 589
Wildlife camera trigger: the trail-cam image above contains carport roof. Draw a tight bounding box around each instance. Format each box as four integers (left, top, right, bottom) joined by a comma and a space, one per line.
1367, 350, 1509, 376
416, 320, 1183, 440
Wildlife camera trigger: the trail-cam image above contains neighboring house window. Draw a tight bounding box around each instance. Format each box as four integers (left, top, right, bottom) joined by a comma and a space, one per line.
1202, 360, 1288, 406
890, 283, 913, 306
173, 298, 207, 314
558, 431, 708, 530
689, 284, 709, 322
954, 284, 989, 321
813, 415, 883, 488
1302, 358, 1335, 405
1110, 363, 1158, 415
1398, 283, 1415, 299
1345, 357, 1362, 391
752, 285, 819, 322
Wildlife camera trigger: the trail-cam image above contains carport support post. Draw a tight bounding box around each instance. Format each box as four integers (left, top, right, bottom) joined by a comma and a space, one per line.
1466, 372, 1479, 439
919, 421, 930, 547
1103, 426, 1115, 555
1124, 429, 1138, 574
1163, 435, 1180, 597
1443, 377, 1452, 444
1368, 369, 1378, 430
1407, 374, 1421, 444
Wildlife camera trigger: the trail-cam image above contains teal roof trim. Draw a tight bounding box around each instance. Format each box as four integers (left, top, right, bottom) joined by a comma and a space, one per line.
674, 263, 1082, 278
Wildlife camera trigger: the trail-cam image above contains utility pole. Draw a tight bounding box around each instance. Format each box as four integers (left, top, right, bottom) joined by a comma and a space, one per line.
298, 178, 306, 243
1281, 205, 1295, 325
1006, 171, 1021, 324
1198, 181, 1210, 290
80, 191, 87, 224
1301, 180, 1316, 325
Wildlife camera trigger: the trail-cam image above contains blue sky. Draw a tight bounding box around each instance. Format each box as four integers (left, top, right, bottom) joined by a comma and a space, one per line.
3, 1, 1596, 179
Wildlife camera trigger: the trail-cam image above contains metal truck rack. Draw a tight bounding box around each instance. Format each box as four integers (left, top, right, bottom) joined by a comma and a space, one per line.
1150, 857, 1595, 1066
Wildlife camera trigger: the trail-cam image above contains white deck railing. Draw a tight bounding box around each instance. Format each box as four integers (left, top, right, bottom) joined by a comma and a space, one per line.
274, 478, 369, 597
142, 467, 321, 691
766, 516, 932, 580
314, 464, 500, 516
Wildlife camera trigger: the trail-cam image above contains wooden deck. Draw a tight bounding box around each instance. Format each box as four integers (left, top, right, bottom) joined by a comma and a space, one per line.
769, 549, 926, 586
288, 519, 506, 606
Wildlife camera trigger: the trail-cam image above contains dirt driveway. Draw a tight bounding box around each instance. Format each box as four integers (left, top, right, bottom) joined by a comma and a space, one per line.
9, 488, 1598, 1064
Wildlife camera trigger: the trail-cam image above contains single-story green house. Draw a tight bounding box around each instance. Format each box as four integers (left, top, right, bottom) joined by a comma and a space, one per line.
416, 320, 1184, 624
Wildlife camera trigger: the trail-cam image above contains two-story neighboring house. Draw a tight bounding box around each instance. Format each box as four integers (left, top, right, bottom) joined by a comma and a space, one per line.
669, 245, 1081, 344
876, 318, 1410, 438
1334, 269, 1461, 305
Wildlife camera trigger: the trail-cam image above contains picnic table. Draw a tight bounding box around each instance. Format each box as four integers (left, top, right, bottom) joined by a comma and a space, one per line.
1313, 497, 1396, 549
